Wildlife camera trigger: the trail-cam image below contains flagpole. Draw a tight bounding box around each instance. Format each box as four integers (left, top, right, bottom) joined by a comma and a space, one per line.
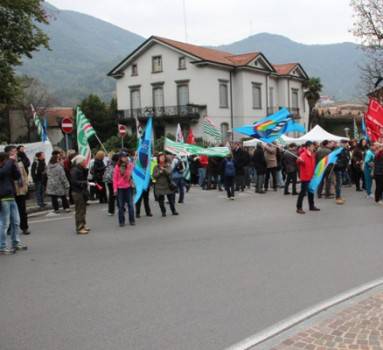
257, 139, 298, 159
94, 134, 108, 154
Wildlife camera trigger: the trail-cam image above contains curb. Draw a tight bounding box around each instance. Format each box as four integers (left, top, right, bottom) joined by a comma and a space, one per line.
26, 205, 53, 215
225, 277, 383, 350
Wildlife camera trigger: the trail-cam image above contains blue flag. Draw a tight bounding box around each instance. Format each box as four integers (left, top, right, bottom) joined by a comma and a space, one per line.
234, 108, 305, 143
361, 116, 369, 141
309, 148, 343, 193
132, 117, 153, 204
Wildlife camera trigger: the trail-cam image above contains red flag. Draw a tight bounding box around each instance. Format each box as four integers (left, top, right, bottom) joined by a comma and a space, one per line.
186, 128, 196, 144
365, 98, 383, 142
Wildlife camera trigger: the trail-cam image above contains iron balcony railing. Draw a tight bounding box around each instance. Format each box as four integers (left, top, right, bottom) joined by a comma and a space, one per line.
266, 106, 301, 120
122, 105, 202, 119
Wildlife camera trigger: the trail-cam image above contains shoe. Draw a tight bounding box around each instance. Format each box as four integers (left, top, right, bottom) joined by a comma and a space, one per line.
0, 247, 16, 255
376, 201, 383, 206
107, 212, 114, 216
130, 222, 136, 226
336, 198, 345, 205
178, 201, 184, 204
325, 194, 335, 199
136, 214, 141, 218
162, 213, 166, 217
22, 230, 31, 235
230, 197, 235, 200
77, 228, 89, 234
284, 192, 291, 195
296, 209, 306, 214
119, 223, 125, 227
147, 213, 153, 217
84, 227, 91, 232
64, 208, 71, 213
13, 242, 28, 251
356, 189, 363, 192
172, 212, 179, 216
292, 192, 298, 196
47, 211, 60, 217
310, 207, 321, 211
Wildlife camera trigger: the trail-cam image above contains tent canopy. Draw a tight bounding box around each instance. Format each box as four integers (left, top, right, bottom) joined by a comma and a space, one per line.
243, 125, 349, 147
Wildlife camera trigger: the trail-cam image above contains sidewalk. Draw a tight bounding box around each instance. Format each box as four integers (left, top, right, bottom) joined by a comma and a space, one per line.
251, 285, 383, 350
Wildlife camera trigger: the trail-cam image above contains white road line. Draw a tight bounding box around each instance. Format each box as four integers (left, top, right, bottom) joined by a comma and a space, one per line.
225, 277, 383, 350
29, 216, 72, 224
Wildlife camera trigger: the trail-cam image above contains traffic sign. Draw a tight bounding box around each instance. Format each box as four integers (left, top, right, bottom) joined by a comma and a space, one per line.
61, 117, 73, 134
118, 124, 127, 137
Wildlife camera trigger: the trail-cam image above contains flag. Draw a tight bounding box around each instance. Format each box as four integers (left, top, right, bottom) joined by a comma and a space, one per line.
42, 118, 48, 143
76, 107, 96, 140
365, 98, 383, 142
234, 108, 305, 143
31, 104, 46, 142
186, 128, 196, 144
76, 107, 95, 167
361, 115, 369, 141
132, 118, 153, 204
353, 118, 360, 140
309, 147, 343, 193
134, 115, 143, 138
202, 116, 222, 142
176, 123, 184, 143
164, 138, 230, 158
181, 156, 190, 181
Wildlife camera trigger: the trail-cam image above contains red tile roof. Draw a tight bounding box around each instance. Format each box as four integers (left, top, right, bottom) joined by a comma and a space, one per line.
273, 63, 298, 75
42, 108, 74, 127
226, 52, 260, 66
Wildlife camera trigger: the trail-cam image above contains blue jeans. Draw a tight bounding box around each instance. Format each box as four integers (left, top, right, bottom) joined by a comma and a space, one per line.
117, 188, 135, 225
35, 181, 45, 207
0, 199, 21, 249
364, 168, 373, 196
335, 170, 343, 199
173, 177, 185, 203
198, 168, 206, 188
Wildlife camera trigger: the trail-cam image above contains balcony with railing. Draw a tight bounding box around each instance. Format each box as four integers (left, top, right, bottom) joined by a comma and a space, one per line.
121, 104, 204, 121
266, 106, 301, 120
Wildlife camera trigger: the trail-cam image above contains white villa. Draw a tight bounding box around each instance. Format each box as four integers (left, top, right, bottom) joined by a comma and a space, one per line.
108, 36, 310, 141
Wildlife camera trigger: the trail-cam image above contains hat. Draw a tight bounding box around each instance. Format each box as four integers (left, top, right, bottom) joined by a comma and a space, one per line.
119, 151, 128, 158
72, 155, 86, 165
305, 141, 313, 147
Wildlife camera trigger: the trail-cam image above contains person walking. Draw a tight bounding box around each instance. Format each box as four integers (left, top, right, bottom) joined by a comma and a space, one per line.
171, 156, 185, 203
222, 154, 236, 200
264, 143, 278, 191
70, 156, 90, 234
16, 145, 30, 175
15, 154, 30, 235
93, 151, 107, 204
113, 152, 135, 227
252, 143, 267, 194
373, 145, 383, 204
364, 143, 376, 198
351, 141, 364, 192
334, 141, 350, 205
103, 153, 119, 216
0, 150, 28, 254
46, 154, 71, 215
282, 143, 298, 195
31, 152, 47, 208
232, 143, 249, 192
153, 153, 178, 217
296, 141, 320, 214
316, 141, 333, 198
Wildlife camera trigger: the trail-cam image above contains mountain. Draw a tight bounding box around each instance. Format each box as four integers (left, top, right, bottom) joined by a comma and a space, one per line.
18, 4, 366, 105
17, 2, 145, 105
216, 33, 367, 101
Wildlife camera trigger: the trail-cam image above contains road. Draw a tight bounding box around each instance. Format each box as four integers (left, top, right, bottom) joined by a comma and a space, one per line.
0, 188, 382, 350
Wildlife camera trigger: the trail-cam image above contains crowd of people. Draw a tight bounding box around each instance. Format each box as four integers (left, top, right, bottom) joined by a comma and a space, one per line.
0, 137, 382, 254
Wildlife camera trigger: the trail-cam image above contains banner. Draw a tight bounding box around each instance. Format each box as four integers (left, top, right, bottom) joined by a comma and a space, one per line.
76, 107, 94, 167
164, 138, 230, 158
365, 98, 383, 142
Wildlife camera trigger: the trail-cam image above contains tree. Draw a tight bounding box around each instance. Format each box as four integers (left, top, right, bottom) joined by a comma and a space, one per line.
0, 0, 50, 104
351, 0, 383, 94
303, 77, 323, 129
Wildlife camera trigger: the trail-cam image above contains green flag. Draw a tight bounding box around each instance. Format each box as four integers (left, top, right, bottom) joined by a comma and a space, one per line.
76, 107, 95, 166
164, 138, 230, 158
202, 116, 222, 142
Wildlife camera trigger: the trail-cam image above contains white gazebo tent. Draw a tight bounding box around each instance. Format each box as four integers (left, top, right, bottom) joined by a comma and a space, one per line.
281, 125, 349, 144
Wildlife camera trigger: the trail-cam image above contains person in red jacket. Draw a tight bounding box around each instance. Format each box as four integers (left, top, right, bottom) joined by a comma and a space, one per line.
296, 141, 320, 214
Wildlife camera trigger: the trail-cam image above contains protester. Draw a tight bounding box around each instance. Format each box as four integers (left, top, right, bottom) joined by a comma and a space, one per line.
252, 143, 267, 194
334, 141, 350, 205
63, 150, 77, 205
296, 141, 320, 214
46, 154, 71, 215
171, 155, 186, 203
282, 143, 298, 195
104, 153, 119, 216
373, 144, 383, 204
222, 154, 236, 200
233, 143, 249, 192
153, 153, 178, 217
264, 143, 278, 191
17, 145, 30, 175
31, 151, 47, 208
70, 155, 90, 234
93, 151, 107, 203
364, 143, 376, 198
316, 140, 333, 198
351, 141, 364, 192
15, 151, 30, 235
197, 155, 208, 189
113, 152, 135, 227
0, 150, 28, 255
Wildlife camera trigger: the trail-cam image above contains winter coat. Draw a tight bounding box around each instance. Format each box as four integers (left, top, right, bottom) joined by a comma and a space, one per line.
297, 148, 316, 182
334, 148, 350, 171
282, 151, 298, 174
264, 145, 277, 169
70, 165, 88, 193
233, 148, 249, 176
93, 159, 106, 182
15, 161, 29, 196
0, 159, 20, 199
153, 164, 173, 195
351, 147, 364, 169
315, 147, 331, 164
17, 151, 30, 174
31, 159, 47, 184
46, 163, 70, 196
252, 147, 267, 175
374, 151, 383, 176
113, 162, 134, 193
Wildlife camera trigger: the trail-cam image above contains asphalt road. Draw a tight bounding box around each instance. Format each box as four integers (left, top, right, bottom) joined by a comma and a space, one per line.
1, 187, 382, 350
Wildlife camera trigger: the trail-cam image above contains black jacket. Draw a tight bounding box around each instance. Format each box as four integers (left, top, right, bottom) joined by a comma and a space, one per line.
70, 165, 88, 193
17, 151, 30, 174
282, 151, 298, 173
31, 159, 47, 184
374, 153, 383, 176
252, 148, 267, 175
93, 159, 106, 182
0, 159, 21, 199
233, 149, 250, 176
334, 148, 350, 171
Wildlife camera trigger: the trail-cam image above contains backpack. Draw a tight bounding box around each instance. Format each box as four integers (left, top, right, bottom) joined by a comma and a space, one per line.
224, 159, 236, 177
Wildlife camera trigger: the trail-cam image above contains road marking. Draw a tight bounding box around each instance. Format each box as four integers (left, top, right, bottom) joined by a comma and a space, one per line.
29, 216, 72, 224
225, 277, 383, 350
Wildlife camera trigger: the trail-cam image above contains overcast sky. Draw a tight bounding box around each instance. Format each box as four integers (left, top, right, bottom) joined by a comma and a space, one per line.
48, 0, 356, 45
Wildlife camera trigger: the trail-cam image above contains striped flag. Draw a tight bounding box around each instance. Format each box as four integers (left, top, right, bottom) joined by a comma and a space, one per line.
353, 118, 360, 140
76, 107, 96, 140
31, 104, 47, 142
176, 123, 184, 143
202, 116, 222, 142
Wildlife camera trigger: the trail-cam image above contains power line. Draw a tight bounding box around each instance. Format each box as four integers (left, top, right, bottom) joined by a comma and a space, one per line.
182, 0, 188, 42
